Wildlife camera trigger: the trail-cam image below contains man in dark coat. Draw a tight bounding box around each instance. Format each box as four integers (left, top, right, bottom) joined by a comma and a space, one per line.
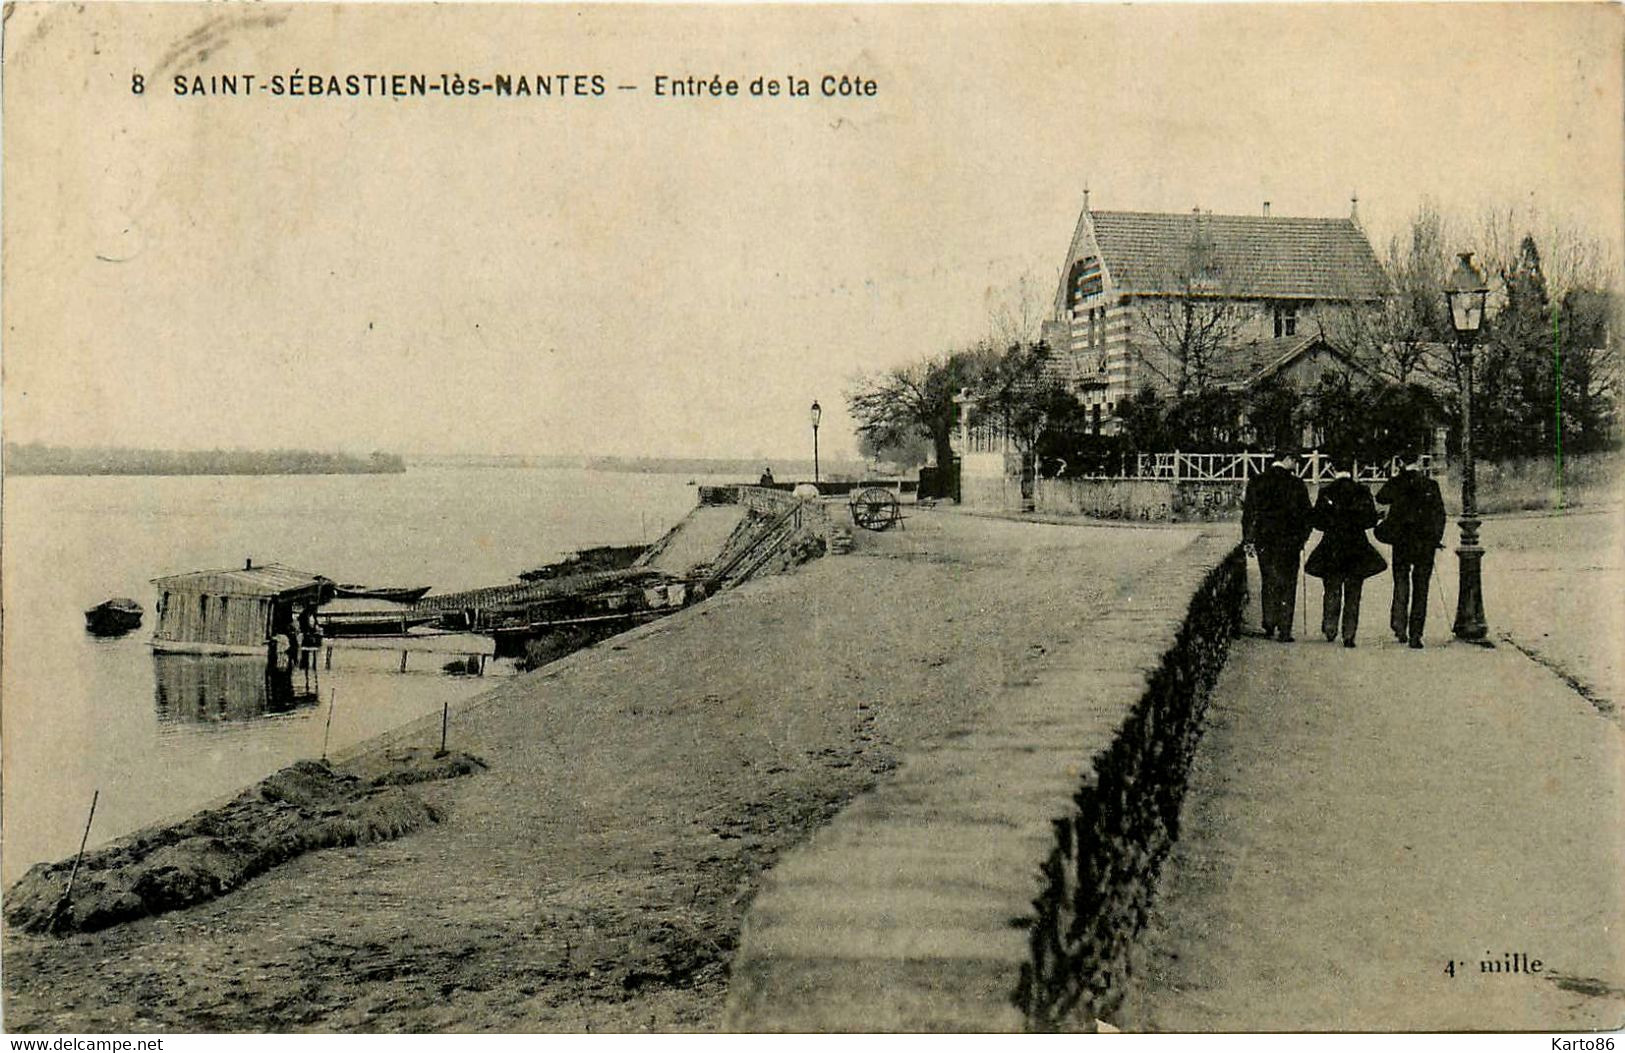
1305, 459, 1387, 647
1375, 451, 1447, 648
1242, 448, 1313, 642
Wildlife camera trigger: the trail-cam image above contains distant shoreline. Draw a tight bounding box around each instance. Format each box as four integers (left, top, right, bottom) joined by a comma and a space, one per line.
4, 444, 406, 477
4, 444, 881, 479
406, 453, 872, 478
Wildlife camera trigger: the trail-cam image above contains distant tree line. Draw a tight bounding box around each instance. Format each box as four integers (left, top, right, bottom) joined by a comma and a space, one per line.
5, 443, 407, 476
1320, 202, 1619, 461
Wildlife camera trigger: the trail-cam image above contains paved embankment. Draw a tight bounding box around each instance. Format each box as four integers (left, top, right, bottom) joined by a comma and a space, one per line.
3, 511, 1193, 1033
1123, 522, 1625, 1031
638, 505, 746, 576
725, 527, 1242, 1032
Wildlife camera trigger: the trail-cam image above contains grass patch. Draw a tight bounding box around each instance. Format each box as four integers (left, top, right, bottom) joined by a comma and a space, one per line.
4, 755, 482, 936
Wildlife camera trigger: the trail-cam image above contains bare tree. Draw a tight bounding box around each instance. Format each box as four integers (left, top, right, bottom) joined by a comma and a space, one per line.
1471, 202, 1619, 307
1318, 200, 1453, 384
985, 270, 1054, 348
1130, 218, 1249, 395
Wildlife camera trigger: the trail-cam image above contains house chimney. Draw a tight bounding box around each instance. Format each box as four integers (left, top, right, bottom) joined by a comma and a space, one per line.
1083, 185, 1091, 212
1350, 190, 1360, 222
1263, 201, 1271, 217
245, 558, 253, 570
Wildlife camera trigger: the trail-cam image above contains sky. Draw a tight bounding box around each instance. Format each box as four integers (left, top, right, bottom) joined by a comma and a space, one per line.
4, 3, 1621, 462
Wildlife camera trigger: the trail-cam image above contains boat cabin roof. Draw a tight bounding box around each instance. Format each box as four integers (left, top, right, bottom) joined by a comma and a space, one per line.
151, 561, 333, 601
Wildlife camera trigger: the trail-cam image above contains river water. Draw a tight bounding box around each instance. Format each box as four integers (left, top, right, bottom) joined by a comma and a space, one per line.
1, 466, 724, 884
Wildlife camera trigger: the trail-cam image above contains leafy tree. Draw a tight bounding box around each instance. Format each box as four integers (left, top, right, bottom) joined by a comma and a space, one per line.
1163, 389, 1244, 451
1556, 287, 1620, 452
856, 429, 933, 470
1305, 372, 1366, 461
1028, 386, 1110, 477
967, 340, 1054, 452
1471, 235, 1555, 458
846, 345, 994, 472
1116, 384, 1172, 451
1363, 382, 1441, 459
1244, 378, 1301, 451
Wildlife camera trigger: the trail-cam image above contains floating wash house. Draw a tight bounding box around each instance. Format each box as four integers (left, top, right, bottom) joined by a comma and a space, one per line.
151, 560, 334, 656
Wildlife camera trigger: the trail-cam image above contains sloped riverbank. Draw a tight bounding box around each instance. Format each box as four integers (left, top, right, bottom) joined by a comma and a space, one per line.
3, 512, 1195, 1033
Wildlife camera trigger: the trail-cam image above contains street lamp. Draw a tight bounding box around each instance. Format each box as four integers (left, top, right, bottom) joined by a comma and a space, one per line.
809, 400, 822, 485
1444, 251, 1490, 644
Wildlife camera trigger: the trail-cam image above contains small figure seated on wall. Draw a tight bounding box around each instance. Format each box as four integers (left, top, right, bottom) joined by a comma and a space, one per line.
759, 467, 775, 486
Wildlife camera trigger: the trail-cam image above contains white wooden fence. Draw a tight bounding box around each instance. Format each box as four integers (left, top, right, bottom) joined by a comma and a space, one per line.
1075, 451, 1436, 484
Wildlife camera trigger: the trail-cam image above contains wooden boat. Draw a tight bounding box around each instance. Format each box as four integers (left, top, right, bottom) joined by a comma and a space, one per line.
517, 544, 647, 582
85, 597, 144, 636
317, 608, 439, 637
333, 584, 432, 603
487, 608, 666, 655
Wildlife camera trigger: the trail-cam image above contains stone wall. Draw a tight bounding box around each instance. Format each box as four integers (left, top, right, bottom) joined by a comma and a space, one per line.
1035, 478, 1176, 521
961, 477, 1248, 522
960, 473, 1023, 512
723, 531, 1243, 1032
1013, 544, 1245, 1029
1035, 478, 1248, 522
946, 478, 1245, 522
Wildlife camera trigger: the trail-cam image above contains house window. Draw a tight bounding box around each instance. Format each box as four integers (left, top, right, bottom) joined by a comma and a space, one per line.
1273, 303, 1298, 338
1069, 256, 1104, 312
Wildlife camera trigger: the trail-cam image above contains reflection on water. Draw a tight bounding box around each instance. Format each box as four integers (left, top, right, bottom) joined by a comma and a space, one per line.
152, 655, 323, 728
3, 466, 728, 884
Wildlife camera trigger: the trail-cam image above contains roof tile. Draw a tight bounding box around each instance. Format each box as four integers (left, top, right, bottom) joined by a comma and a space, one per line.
1090, 210, 1387, 301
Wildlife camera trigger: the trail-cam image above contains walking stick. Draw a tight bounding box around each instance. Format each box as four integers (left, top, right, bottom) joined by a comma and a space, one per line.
1300, 564, 1308, 637
1431, 555, 1452, 621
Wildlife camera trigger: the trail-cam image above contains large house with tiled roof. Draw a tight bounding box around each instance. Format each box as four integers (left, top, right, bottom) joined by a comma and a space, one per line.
1037, 199, 1388, 432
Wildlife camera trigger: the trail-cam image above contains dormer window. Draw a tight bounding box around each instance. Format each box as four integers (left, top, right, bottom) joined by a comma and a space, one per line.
1273, 302, 1298, 338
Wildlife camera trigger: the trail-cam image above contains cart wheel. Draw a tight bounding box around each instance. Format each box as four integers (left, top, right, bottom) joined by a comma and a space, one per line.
849, 487, 902, 531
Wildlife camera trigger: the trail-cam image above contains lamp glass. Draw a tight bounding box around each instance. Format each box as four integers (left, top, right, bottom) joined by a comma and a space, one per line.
1448, 293, 1486, 334
1444, 252, 1489, 336
810, 401, 822, 428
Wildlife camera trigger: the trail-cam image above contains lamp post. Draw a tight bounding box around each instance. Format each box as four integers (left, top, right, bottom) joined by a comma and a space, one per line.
1444, 252, 1490, 644
809, 400, 822, 485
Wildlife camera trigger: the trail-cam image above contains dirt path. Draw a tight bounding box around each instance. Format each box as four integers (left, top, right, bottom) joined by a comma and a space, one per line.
4, 510, 1194, 1033
1124, 624, 1625, 1030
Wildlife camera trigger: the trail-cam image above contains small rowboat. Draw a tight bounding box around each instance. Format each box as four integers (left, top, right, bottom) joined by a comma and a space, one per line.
85, 597, 144, 636
333, 584, 432, 604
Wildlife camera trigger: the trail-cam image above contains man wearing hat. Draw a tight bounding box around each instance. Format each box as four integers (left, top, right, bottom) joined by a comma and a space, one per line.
1375, 449, 1447, 648
1242, 447, 1313, 641
1305, 456, 1388, 647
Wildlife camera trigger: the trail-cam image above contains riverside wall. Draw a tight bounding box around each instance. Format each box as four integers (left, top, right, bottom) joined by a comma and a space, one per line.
959, 476, 1247, 522
723, 531, 1245, 1032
